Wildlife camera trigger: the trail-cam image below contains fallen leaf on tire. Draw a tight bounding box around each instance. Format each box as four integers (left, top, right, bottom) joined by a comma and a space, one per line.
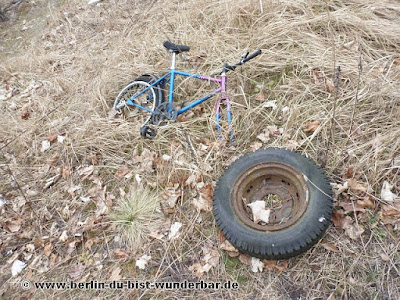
251, 257, 264, 273
381, 181, 399, 202
247, 200, 271, 223
168, 222, 182, 240
135, 255, 151, 269
304, 120, 320, 133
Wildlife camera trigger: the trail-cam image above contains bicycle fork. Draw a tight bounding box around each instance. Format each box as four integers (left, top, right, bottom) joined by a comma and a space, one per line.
216, 73, 235, 142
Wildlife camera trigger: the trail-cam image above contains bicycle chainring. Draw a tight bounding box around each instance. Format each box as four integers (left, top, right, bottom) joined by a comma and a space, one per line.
151, 102, 178, 126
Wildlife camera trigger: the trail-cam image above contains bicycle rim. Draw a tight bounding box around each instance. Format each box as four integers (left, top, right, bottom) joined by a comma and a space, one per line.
114, 81, 158, 125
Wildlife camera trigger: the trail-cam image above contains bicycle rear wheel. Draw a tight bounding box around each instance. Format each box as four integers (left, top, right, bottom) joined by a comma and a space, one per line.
114, 76, 161, 125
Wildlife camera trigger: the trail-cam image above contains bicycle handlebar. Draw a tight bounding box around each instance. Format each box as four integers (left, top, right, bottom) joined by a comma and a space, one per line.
242, 50, 262, 63
215, 49, 261, 75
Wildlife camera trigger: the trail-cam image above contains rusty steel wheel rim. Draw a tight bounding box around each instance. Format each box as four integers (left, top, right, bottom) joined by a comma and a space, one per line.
232, 162, 309, 231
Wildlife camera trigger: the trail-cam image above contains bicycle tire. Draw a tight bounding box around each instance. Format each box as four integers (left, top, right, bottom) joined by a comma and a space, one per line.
114, 75, 163, 125
213, 148, 333, 259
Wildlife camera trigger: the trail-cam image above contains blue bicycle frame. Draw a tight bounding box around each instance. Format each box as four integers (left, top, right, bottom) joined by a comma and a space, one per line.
125, 52, 234, 139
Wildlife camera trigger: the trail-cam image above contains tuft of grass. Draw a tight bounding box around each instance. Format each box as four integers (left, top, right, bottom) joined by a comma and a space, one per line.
111, 187, 163, 248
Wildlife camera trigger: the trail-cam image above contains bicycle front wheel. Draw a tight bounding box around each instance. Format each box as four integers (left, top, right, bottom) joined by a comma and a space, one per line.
114, 76, 160, 125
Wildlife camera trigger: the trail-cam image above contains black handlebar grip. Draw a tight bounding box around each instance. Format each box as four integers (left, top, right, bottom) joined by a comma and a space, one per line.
243, 50, 261, 63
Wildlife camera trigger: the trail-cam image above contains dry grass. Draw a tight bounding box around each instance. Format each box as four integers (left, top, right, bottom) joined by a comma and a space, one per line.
110, 187, 163, 248
1, 0, 399, 299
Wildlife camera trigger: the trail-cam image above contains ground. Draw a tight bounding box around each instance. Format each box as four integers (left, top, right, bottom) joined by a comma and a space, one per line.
0, 0, 399, 299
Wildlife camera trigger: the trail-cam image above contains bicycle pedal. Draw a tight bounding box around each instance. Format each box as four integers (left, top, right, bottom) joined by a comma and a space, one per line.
140, 125, 157, 139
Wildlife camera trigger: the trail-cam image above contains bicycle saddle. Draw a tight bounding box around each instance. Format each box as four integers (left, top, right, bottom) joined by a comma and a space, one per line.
163, 41, 190, 53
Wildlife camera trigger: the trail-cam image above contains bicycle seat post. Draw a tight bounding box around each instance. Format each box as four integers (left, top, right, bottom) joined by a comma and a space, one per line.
170, 52, 176, 70
168, 52, 177, 103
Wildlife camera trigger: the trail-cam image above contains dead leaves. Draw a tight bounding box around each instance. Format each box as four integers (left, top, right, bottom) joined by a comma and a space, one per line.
21, 104, 31, 120
193, 184, 214, 212
331, 209, 365, 240
78, 165, 94, 181
135, 254, 151, 269
114, 167, 130, 179
263, 259, 289, 272
162, 183, 181, 209
11, 260, 27, 277
237, 253, 289, 273
189, 247, 220, 277
69, 262, 86, 279
168, 222, 183, 240
247, 200, 271, 224
257, 125, 282, 143
331, 209, 353, 229
4, 218, 23, 233
109, 266, 122, 281
304, 120, 320, 133
321, 241, 339, 253
218, 234, 289, 273
380, 204, 400, 227
381, 181, 399, 202
312, 69, 335, 93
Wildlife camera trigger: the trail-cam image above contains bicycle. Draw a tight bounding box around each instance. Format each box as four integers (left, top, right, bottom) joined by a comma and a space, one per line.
113, 41, 261, 140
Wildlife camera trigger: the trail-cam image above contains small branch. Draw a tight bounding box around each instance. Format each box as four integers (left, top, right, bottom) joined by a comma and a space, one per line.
330, 65, 341, 145
349, 52, 363, 135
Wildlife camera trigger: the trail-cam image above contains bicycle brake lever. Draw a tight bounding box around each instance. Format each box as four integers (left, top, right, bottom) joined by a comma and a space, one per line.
240, 52, 250, 63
